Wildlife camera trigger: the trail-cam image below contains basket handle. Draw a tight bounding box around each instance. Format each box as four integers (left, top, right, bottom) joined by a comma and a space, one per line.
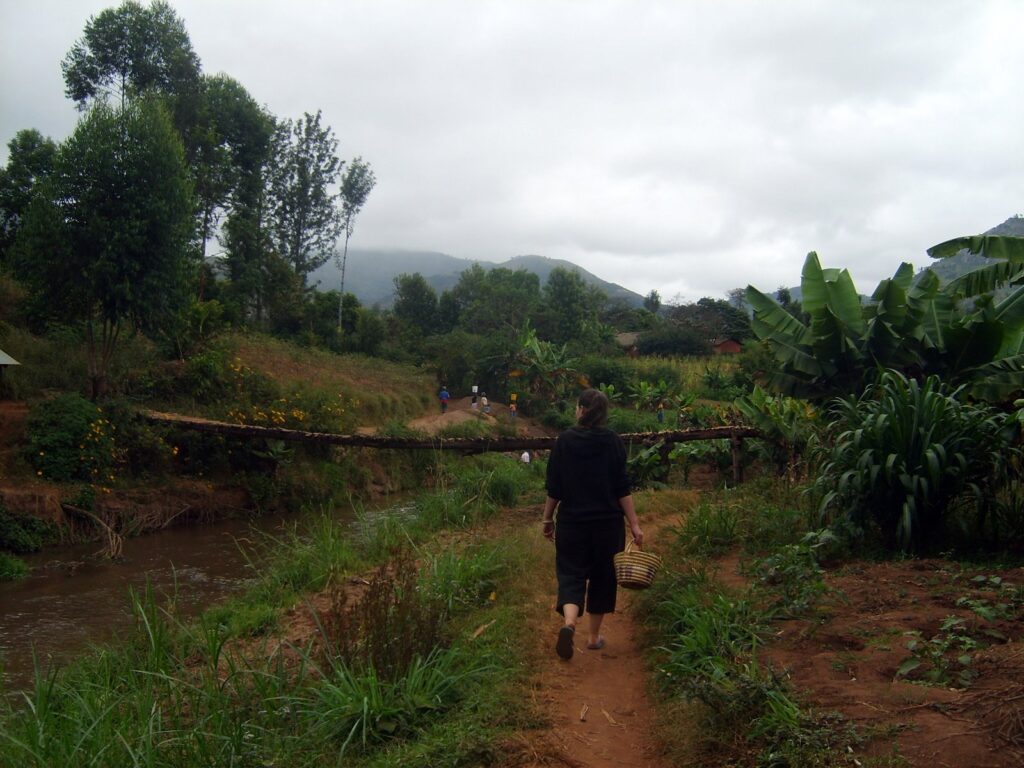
624, 539, 643, 553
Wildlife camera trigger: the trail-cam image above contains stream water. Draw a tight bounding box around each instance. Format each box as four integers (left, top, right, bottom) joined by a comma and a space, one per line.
0, 509, 346, 693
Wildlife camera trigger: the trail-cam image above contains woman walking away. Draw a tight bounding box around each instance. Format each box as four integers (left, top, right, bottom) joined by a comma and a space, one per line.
542, 388, 643, 660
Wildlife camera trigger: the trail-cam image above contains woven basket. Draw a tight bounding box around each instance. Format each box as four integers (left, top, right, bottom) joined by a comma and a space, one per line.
614, 540, 662, 590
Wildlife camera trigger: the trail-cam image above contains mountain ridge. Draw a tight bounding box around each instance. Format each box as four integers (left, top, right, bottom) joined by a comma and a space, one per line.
310, 250, 646, 308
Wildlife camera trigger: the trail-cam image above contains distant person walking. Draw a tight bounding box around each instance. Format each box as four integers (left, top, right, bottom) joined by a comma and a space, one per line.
438, 385, 450, 413
481, 392, 491, 414
542, 388, 643, 660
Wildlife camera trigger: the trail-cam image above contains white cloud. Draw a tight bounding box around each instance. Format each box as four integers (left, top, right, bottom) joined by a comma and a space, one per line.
2, 0, 1021, 302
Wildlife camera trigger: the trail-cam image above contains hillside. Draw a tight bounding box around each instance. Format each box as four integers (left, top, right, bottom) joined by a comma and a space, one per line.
309, 249, 646, 308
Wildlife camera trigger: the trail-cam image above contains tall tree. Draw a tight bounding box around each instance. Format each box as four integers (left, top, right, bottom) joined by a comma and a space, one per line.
0, 130, 57, 265
267, 111, 344, 286
62, 0, 201, 111
668, 297, 751, 340
336, 157, 376, 330
643, 289, 661, 313
14, 98, 194, 398
392, 273, 438, 335
537, 267, 600, 344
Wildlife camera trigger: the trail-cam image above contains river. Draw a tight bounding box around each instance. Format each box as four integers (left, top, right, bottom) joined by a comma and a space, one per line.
0, 509, 338, 693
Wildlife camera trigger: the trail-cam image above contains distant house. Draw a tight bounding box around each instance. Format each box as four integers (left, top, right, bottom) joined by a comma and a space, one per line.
615, 332, 640, 358
711, 338, 743, 355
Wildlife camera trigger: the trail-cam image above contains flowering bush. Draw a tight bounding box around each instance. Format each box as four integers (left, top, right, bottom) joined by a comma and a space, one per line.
225, 388, 356, 433
25, 394, 116, 483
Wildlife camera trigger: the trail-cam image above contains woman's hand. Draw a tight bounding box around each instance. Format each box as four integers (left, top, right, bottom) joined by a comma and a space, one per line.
542, 520, 555, 541
630, 523, 644, 547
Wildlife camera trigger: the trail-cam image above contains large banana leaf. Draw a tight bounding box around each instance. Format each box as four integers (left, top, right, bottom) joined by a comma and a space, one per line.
992, 283, 1024, 329
927, 235, 1024, 262
963, 354, 1024, 401
918, 289, 955, 351
943, 318, 1005, 375
864, 278, 919, 365
800, 252, 864, 333
943, 261, 1024, 299
998, 328, 1024, 358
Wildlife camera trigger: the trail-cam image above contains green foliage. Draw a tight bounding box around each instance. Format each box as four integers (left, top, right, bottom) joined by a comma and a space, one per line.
14, 97, 194, 397
298, 648, 470, 757
699, 362, 749, 400
421, 543, 507, 614
897, 616, 980, 688
0, 502, 56, 555
25, 394, 115, 483
0, 129, 57, 262
752, 530, 836, 618
736, 386, 819, 478
102, 399, 174, 478
61, 0, 201, 108
267, 111, 344, 285
667, 296, 752, 341
812, 370, 1017, 551
184, 348, 279, 404
627, 441, 670, 489
393, 272, 439, 335
674, 502, 741, 556
0, 552, 29, 581
636, 324, 710, 357
580, 354, 634, 393
748, 248, 1024, 403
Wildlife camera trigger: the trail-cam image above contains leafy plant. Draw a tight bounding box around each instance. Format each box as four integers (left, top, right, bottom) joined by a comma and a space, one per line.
627, 441, 670, 489
421, 543, 507, 614
736, 386, 818, 479
0, 500, 56, 554
753, 530, 835, 618
0, 552, 29, 581
812, 370, 1017, 551
747, 241, 1024, 402
897, 616, 979, 688
25, 393, 115, 483
298, 648, 471, 756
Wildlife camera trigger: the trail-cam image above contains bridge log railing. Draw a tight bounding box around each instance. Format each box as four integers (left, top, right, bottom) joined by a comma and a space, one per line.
143, 411, 763, 485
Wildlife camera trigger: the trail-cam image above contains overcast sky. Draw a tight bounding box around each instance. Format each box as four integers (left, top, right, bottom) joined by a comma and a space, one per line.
2, 0, 1021, 303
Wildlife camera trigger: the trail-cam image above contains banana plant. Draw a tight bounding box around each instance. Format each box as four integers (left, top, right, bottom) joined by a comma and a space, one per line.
746, 235, 1024, 402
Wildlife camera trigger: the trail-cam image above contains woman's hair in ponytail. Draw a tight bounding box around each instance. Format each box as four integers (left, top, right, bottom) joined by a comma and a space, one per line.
577, 388, 609, 428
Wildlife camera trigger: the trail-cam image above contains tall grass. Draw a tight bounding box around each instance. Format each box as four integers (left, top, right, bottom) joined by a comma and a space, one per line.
0, 453, 540, 767
635, 481, 857, 767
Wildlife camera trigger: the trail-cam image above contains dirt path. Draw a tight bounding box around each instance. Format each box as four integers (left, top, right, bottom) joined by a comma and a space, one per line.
510, 511, 679, 768
522, 590, 670, 768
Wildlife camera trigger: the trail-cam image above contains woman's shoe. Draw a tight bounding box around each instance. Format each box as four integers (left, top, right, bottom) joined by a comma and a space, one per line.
556, 626, 575, 660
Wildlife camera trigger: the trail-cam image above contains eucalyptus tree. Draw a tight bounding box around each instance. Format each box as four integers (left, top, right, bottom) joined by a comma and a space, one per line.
336, 157, 376, 330
267, 111, 344, 286
0, 130, 57, 264
13, 98, 194, 398
62, 1, 201, 111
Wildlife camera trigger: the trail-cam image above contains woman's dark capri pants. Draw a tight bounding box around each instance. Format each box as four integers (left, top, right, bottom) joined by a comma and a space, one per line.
554, 517, 625, 615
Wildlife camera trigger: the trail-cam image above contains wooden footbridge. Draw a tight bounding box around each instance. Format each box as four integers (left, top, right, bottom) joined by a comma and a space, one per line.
143, 411, 762, 483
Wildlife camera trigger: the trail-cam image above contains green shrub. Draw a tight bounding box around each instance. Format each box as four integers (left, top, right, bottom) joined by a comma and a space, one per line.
0, 552, 29, 581
101, 399, 174, 477
812, 370, 1017, 552
25, 394, 115, 483
0, 504, 55, 554
421, 543, 507, 614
